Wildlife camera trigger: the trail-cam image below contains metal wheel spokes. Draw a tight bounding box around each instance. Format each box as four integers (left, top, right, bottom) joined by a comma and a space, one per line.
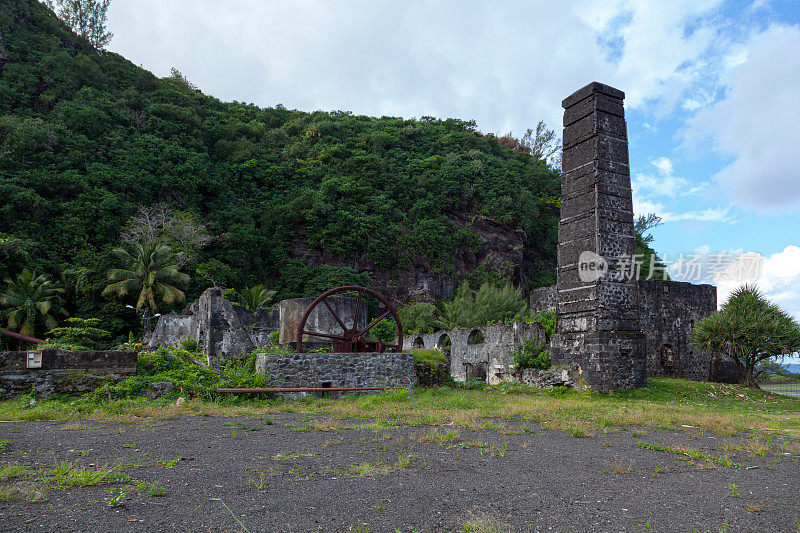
295, 285, 403, 353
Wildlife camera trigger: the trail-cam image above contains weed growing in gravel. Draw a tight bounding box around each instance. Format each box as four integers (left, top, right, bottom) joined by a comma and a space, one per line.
723, 436, 771, 456
115, 452, 147, 469
104, 486, 128, 507
59, 422, 89, 430
0, 484, 48, 503
729, 483, 740, 497
416, 428, 460, 445
248, 472, 267, 489
272, 452, 315, 461
479, 441, 509, 458
395, 453, 415, 469
459, 512, 514, 533
136, 481, 167, 496
636, 441, 735, 467
568, 428, 586, 438
292, 420, 343, 432
611, 458, 635, 474
158, 457, 181, 469
195, 497, 252, 533
0, 439, 10, 451
652, 466, 662, 477
68, 448, 99, 455
61, 466, 131, 487
349, 460, 393, 478
0, 465, 29, 481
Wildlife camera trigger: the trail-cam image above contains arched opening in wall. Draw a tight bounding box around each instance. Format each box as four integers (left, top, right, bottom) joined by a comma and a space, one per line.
436, 334, 452, 360
660, 344, 676, 369
467, 330, 485, 345
436, 334, 451, 350
413, 337, 425, 349
465, 363, 474, 380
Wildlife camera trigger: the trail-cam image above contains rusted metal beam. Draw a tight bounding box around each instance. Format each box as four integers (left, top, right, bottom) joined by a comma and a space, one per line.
214, 387, 388, 393
1, 330, 43, 344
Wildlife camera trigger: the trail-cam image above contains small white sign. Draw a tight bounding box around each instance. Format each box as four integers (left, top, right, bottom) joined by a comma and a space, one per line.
26, 352, 42, 369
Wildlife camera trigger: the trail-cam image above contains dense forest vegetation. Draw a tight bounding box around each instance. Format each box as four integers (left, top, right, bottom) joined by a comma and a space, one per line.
0, 1, 664, 344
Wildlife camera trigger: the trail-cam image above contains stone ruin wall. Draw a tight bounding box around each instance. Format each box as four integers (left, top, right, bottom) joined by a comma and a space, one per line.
148, 289, 370, 366
402, 321, 546, 385
531, 282, 724, 382
0, 349, 136, 398
278, 297, 367, 345
638, 280, 716, 380
148, 287, 280, 367
255, 351, 416, 392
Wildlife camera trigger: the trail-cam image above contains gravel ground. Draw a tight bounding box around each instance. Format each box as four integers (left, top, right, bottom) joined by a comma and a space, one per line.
1, 413, 799, 532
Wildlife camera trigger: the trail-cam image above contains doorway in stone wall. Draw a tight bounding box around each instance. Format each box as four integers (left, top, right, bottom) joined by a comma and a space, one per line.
465, 362, 487, 381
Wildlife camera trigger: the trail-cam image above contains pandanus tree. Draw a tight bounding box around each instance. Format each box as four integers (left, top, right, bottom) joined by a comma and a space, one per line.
691, 285, 800, 387
0, 269, 68, 338
102, 243, 189, 314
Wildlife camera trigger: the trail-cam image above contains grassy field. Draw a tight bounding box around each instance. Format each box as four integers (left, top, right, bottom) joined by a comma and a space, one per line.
2, 378, 800, 438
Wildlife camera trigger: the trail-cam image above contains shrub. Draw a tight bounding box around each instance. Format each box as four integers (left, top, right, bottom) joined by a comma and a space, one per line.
412, 348, 446, 366
97, 347, 270, 399
179, 338, 199, 352
440, 282, 526, 330
41, 318, 111, 350
366, 317, 398, 344
507, 310, 556, 341
413, 348, 450, 387
510, 339, 551, 370
399, 302, 442, 334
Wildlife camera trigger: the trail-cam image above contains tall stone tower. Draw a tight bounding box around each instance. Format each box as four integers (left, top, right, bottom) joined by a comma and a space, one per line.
550, 82, 646, 391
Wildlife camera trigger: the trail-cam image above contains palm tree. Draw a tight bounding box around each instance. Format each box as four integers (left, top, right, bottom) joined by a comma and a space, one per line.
0, 269, 68, 338
102, 243, 189, 312
691, 285, 800, 387
237, 284, 276, 312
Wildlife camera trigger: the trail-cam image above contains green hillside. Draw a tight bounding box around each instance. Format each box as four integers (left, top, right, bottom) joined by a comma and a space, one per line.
0, 0, 565, 339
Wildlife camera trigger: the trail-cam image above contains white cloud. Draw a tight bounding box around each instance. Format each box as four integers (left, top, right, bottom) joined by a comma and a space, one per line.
715, 245, 800, 321
632, 156, 710, 199
106, 0, 737, 136
633, 198, 733, 223
684, 24, 800, 212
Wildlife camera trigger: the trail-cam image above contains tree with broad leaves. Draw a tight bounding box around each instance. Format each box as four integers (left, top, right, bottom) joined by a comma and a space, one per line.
0, 269, 68, 338
102, 243, 189, 312
691, 285, 800, 387
46, 0, 113, 49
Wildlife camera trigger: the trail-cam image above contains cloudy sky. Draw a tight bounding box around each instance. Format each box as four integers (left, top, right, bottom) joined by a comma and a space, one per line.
106, 0, 800, 320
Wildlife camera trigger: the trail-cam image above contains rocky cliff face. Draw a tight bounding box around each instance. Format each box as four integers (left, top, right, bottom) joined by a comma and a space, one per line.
290, 212, 532, 305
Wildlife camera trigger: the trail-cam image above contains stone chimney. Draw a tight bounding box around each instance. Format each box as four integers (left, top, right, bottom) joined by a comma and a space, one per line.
549, 82, 646, 391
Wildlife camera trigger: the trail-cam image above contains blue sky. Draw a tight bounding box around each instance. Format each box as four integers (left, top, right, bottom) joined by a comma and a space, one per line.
104, 0, 800, 324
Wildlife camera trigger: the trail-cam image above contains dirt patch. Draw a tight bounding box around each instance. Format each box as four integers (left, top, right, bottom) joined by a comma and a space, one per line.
1, 414, 799, 531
